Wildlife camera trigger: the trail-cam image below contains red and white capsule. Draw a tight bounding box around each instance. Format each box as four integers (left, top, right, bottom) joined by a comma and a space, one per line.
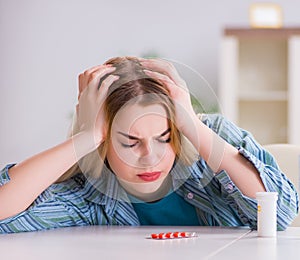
149, 231, 197, 240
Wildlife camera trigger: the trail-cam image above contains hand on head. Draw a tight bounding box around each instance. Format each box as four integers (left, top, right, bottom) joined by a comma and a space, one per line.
140, 58, 196, 133
76, 64, 118, 144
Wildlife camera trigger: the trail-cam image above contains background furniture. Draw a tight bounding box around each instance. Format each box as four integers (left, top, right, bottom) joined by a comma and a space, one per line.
219, 27, 300, 145
264, 143, 300, 226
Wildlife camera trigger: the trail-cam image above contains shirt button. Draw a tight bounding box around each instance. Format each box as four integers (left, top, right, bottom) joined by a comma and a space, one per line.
187, 192, 194, 199
227, 183, 234, 192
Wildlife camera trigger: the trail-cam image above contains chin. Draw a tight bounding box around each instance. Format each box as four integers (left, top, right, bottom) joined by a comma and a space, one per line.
134, 181, 164, 194
119, 177, 164, 195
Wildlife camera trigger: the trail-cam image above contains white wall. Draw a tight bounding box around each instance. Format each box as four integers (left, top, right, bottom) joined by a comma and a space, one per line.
0, 0, 299, 168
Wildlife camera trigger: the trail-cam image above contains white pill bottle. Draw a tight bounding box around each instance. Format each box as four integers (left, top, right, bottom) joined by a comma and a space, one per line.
256, 192, 278, 237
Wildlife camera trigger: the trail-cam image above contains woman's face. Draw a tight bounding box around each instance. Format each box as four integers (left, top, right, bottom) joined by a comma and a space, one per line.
106, 103, 176, 197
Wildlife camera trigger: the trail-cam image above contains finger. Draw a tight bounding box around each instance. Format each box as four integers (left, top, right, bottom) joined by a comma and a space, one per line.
144, 69, 174, 84
97, 75, 119, 102
99, 74, 119, 91
78, 66, 116, 99
141, 59, 185, 86
78, 65, 114, 95
84, 64, 111, 76
143, 69, 178, 94
78, 73, 89, 94
79, 65, 105, 93
140, 58, 173, 75
86, 66, 116, 85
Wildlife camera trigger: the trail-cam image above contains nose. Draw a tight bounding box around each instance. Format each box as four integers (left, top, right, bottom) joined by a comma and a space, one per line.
138, 141, 159, 166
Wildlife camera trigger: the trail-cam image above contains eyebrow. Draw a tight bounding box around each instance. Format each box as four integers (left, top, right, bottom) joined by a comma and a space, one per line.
117, 128, 171, 140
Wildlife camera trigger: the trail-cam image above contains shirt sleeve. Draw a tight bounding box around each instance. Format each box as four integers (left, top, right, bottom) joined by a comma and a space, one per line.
0, 164, 15, 186
0, 167, 93, 234
201, 113, 299, 230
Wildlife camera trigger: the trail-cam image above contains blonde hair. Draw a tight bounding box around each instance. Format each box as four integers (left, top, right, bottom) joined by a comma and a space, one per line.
56, 56, 197, 182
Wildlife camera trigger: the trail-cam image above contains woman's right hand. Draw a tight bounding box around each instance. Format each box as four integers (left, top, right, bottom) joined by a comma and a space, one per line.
76, 65, 118, 146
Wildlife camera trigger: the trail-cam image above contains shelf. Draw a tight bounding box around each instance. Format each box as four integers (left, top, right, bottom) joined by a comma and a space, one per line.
238, 38, 288, 93
238, 101, 287, 145
219, 27, 300, 145
224, 27, 300, 38
238, 90, 288, 101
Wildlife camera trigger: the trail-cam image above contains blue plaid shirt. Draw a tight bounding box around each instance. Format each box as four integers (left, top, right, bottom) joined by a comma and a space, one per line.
0, 114, 298, 233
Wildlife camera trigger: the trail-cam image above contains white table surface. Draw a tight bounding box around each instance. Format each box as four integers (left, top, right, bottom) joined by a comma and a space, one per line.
210, 227, 300, 260
0, 226, 299, 260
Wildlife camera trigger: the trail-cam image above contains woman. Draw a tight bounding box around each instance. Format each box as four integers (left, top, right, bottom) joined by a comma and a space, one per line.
0, 56, 298, 233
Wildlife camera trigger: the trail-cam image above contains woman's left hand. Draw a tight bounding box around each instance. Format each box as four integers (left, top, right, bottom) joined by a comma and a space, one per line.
140, 58, 198, 133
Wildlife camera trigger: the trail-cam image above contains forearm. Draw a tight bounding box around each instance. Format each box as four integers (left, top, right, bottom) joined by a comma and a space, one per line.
0, 131, 99, 220
183, 114, 266, 198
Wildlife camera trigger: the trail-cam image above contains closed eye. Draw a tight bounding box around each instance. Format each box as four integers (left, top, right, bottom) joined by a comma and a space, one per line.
120, 142, 138, 148
157, 137, 171, 143
156, 128, 171, 143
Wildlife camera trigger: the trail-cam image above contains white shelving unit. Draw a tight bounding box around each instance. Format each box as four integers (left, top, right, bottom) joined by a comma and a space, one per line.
219, 28, 300, 145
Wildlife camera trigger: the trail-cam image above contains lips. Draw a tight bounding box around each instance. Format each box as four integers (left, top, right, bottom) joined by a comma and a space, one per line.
137, 172, 161, 182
